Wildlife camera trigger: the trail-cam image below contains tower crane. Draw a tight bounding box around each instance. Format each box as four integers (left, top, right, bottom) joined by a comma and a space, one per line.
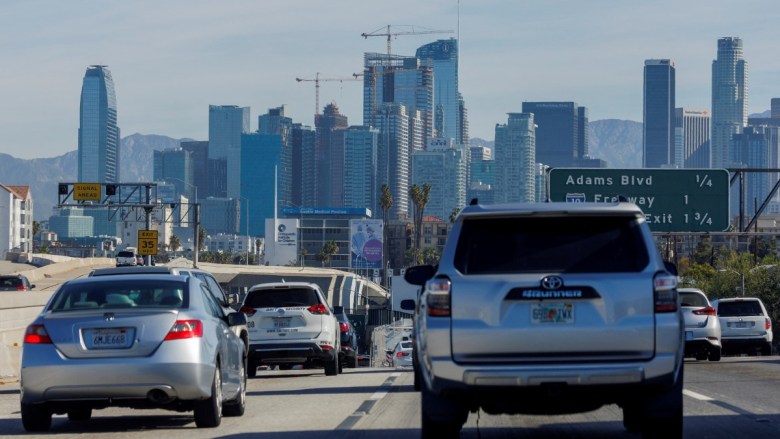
361, 25, 453, 57
295, 72, 360, 116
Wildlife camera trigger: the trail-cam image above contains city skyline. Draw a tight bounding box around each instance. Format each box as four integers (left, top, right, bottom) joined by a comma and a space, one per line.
2, 0, 779, 159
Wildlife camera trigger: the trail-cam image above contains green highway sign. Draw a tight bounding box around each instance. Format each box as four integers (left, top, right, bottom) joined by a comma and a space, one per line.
548, 168, 730, 232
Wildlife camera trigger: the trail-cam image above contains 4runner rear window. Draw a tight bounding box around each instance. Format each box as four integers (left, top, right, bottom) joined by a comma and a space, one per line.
244, 287, 320, 308
717, 301, 764, 317
453, 216, 649, 274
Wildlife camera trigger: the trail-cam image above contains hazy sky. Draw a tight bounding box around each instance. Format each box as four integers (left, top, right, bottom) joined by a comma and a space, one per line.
2, 0, 779, 159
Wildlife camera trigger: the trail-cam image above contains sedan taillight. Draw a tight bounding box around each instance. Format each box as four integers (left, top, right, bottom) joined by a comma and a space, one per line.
395, 352, 410, 357
24, 324, 52, 344
16, 285, 27, 291
339, 322, 350, 332
692, 306, 717, 316
164, 320, 203, 341
766, 317, 772, 331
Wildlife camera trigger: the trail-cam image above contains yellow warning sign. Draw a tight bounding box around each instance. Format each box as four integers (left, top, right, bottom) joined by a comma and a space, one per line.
73, 183, 102, 201
138, 230, 159, 255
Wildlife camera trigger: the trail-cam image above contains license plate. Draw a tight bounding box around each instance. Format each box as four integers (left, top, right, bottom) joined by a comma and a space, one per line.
731, 321, 750, 328
85, 328, 134, 349
531, 303, 574, 324
273, 318, 291, 328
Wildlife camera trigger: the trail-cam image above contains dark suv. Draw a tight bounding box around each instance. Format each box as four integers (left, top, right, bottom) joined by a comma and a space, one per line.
334, 306, 358, 370
404, 202, 684, 438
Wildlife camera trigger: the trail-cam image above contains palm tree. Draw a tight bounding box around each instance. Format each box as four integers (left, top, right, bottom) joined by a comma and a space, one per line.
198, 227, 207, 252
379, 184, 393, 269
169, 235, 181, 254
409, 183, 431, 249
449, 207, 461, 223
318, 240, 339, 267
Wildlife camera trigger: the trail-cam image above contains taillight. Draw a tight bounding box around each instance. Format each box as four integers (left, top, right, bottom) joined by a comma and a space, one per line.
766, 318, 772, 331
308, 303, 328, 315
339, 322, 350, 332
396, 352, 410, 357
164, 320, 203, 341
653, 272, 678, 313
24, 324, 52, 344
426, 277, 451, 317
239, 305, 256, 317
692, 306, 716, 316
16, 285, 27, 291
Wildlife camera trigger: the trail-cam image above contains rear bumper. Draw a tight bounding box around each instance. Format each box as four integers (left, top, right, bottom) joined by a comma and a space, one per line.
684, 338, 721, 355
248, 342, 337, 363
721, 337, 771, 352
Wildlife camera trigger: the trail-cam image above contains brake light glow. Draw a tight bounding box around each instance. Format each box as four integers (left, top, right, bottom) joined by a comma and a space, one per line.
239, 305, 256, 317
426, 277, 452, 317
164, 320, 203, 341
16, 285, 27, 291
395, 352, 410, 357
24, 324, 52, 344
692, 306, 716, 316
308, 303, 329, 315
339, 322, 350, 332
766, 318, 772, 331
653, 272, 678, 313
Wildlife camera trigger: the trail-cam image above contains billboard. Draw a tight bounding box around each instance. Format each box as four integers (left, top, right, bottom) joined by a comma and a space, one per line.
264, 218, 299, 266
350, 219, 384, 270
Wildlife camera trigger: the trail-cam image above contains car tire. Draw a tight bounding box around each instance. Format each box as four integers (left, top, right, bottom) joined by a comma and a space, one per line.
223, 358, 246, 417
67, 407, 92, 421
348, 355, 358, 368
621, 402, 642, 433
194, 364, 223, 428
324, 353, 339, 376
694, 351, 708, 361
708, 347, 722, 361
420, 384, 467, 439
413, 365, 422, 391
21, 403, 52, 432
247, 360, 258, 378
639, 365, 684, 438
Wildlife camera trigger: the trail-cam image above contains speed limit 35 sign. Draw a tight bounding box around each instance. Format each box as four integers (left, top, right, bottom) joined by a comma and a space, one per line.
138, 230, 159, 255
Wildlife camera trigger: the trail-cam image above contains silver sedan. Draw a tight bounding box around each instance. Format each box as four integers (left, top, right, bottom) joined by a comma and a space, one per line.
20, 274, 247, 431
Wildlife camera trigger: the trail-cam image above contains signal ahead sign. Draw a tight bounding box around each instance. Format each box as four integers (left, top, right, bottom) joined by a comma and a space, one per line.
548, 168, 730, 232
73, 183, 101, 201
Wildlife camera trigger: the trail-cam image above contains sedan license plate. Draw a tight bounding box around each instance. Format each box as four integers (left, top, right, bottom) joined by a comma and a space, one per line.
531, 303, 574, 324
731, 321, 750, 328
273, 318, 291, 328
85, 328, 134, 349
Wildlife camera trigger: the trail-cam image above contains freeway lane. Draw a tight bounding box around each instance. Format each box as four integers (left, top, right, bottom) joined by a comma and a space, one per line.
0, 357, 778, 437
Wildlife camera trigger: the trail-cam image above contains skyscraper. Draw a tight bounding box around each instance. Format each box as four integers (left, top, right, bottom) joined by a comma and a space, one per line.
258, 106, 293, 211
78, 65, 119, 183
180, 140, 208, 202
343, 125, 379, 211
521, 102, 586, 168
494, 113, 536, 203
315, 103, 349, 207
731, 126, 780, 216
240, 132, 285, 237
291, 123, 316, 207
416, 39, 460, 142
675, 108, 711, 168
711, 37, 748, 168
643, 60, 676, 168
153, 148, 194, 200
208, 105, 250, 198
376, 104, 410, 219
412, 138, 467, 220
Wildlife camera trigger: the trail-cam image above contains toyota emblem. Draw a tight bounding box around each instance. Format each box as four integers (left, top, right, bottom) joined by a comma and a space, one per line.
541, 276, 564, 290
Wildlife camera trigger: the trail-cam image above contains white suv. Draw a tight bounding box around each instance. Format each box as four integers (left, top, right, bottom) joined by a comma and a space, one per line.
403, 202, 684, 438
713, 297, 773, 356
240, 282, 340, 376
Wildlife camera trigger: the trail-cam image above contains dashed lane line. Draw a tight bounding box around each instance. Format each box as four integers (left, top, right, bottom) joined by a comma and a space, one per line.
335, 372, 401, 430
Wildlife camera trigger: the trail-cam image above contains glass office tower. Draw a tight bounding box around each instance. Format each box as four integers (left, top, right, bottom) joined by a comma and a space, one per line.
643, 59, 676, 168
711, 37, 748, 168
78, 65, 119, 183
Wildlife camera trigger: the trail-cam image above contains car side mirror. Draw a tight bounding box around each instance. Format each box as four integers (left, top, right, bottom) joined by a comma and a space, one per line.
664, 261, 678, 276
404, 265, 436, 286
227, 311, 247, 327
400, 299, 416, 311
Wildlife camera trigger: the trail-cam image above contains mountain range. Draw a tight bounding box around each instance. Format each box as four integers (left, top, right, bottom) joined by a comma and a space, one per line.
0, 119, 670, 221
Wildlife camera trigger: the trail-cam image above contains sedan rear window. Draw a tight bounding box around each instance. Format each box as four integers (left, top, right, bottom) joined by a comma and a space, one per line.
0, 277, 22, 288
717, 301, 764, 317
50, 279, 188, 311
679, 292, 708, 307
453, 216, 649, 274
244, 287, 320, 308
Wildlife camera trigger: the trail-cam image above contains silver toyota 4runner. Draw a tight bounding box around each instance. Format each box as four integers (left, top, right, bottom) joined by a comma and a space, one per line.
403, 202, 684, 438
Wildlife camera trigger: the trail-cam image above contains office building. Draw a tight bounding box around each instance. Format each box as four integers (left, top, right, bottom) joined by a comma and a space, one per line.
315, 103, 349, 207
240, 132, 286, 238
153, 148, 194, 200
49, 207, 93, 240
0, 185, 33, 254
675, 108, 711, 168
494, 113, 536, 203
200, 197, 240, 236
643, 60, 676, 168
731, 126, 780, 216
343, 125, 380, 211
712, 37, 748, 168
291, 123, 316, 207
411, 138, 467, 221
78, 65, 119, 183
258, 106, 293, 211
521, 102, 586, 168
180, 140, 208, 202
376, 104, 410, 219
208, 105, 250, 198
416, 39, 460, 142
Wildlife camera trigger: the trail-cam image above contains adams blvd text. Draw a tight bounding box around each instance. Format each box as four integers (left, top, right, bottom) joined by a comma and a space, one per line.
565, 174, 653, 186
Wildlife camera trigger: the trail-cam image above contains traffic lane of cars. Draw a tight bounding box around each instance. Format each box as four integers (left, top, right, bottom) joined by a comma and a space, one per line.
3, 360, 780, 437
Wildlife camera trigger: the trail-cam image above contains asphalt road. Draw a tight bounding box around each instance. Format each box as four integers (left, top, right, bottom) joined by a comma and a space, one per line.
1, 356, 778, 438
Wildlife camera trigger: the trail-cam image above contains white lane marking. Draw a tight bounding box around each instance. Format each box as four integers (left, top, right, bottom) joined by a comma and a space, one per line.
369, 390, 388, 400
683, 389, 714, 401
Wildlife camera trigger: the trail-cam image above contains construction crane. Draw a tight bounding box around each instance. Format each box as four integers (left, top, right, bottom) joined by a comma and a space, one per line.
295, 72, 360, 116
361, 25, 453, 57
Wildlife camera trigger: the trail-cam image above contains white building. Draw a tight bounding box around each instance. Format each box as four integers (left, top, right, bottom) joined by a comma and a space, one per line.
0, 185, 33, 256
